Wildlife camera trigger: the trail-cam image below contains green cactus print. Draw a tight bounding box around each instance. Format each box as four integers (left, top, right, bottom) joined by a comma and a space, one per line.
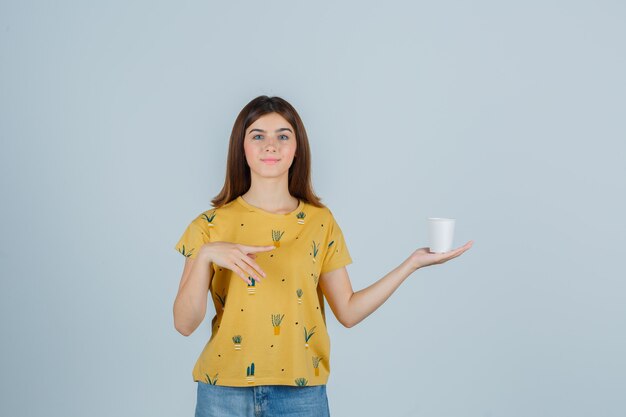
247, 277, 256, 295
205, 373, 218, 385
294, 378, 308, 386
271, 314, 285, 326
272, 314, 285, 335
272, 230, 285, 247
312, 356, 322, 376
177, 244, 194, 258
304, 326, 317, 348
201, 211, 216, 227
312, 273, 319, 286
232, 335, 242, 350
296, 289, 303, 304
296, 211, 306, 224
246, 362, 255, 384
215, 291, 226, 308
311, 241, 320, 262
328, 240, 335, 248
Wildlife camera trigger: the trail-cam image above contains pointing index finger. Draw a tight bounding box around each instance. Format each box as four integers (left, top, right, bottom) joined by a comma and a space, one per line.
242, 244, 276, 253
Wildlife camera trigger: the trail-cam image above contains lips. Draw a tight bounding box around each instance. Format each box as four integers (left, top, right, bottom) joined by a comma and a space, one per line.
261, 159, 280, 163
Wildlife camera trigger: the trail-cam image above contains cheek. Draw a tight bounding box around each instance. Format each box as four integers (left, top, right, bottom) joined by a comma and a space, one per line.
243, 142, 256, 157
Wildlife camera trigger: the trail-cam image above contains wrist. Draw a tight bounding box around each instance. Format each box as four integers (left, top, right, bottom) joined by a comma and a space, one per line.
197, 243, 213, 264
401, 257, 420, 274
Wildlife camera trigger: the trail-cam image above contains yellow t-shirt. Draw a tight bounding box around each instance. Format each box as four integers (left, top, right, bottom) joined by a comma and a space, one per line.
174, 195, 352, 387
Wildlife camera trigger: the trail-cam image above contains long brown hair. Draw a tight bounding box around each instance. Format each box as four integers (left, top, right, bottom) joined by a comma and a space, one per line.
211, 95, 326, 208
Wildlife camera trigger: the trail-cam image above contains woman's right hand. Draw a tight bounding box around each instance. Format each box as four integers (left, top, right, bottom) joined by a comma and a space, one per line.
200, 242, 275, 285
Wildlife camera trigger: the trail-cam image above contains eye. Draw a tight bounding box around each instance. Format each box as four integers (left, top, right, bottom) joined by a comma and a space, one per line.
252, 134, 290, 140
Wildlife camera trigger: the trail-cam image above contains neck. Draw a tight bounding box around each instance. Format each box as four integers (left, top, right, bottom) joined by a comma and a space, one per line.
242, 179, 298, 212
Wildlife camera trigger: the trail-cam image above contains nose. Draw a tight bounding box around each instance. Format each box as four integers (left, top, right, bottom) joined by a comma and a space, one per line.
263, 136, 280, 151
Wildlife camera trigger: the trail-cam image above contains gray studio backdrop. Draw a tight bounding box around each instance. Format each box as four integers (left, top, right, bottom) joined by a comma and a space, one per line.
1, 1, 625, 416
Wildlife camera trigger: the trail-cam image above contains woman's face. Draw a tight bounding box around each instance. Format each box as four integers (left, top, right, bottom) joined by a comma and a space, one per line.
243, 112, 297, 180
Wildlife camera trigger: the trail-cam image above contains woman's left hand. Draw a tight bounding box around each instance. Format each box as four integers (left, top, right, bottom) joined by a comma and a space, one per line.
407, 240, 474, 270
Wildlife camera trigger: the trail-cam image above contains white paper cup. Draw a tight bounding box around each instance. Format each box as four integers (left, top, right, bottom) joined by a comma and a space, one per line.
428, 218, 455, 253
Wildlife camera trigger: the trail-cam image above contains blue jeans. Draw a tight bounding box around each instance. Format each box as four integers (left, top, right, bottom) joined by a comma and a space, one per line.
195, 381, 331, 417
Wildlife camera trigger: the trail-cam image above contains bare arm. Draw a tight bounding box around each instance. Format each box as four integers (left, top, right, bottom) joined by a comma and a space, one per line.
173, 250, 213, 336
319, 241, 474, 328
172, 242, 275, 336
319, 260, 415, 328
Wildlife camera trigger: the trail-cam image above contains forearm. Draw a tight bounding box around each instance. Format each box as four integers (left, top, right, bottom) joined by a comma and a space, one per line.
344, 259, 418, 328
173, 251, 212, 336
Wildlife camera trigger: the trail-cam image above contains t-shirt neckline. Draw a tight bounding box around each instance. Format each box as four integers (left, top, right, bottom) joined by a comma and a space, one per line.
236, 195, 304, 219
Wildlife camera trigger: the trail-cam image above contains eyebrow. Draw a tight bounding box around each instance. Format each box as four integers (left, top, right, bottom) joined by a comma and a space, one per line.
248, 128, 293, 135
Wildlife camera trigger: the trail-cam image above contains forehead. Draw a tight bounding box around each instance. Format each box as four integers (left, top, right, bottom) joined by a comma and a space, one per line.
247, 112, 293, 131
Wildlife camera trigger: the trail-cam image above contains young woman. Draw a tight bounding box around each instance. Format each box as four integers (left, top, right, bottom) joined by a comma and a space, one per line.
173, 95, 473, 417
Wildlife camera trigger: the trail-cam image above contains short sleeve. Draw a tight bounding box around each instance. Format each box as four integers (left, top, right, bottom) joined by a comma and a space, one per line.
320, 210, 353, 274
174, 216, 210, 259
